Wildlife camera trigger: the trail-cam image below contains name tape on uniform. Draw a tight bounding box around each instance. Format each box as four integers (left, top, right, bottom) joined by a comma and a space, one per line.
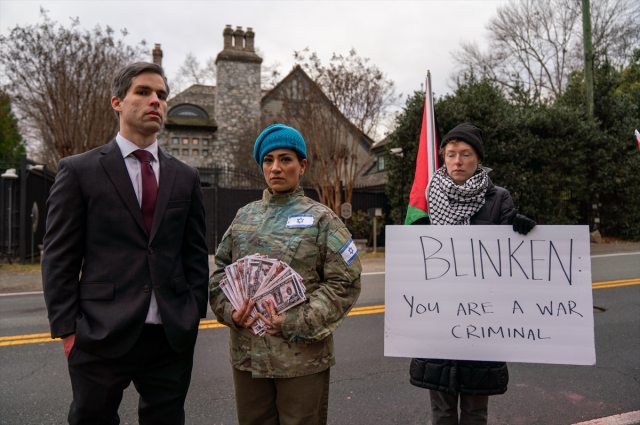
286, 214, 315, 228
340, 238, 359, 265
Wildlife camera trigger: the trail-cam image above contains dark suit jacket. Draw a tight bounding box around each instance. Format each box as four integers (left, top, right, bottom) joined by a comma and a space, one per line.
42, 139, 208, 359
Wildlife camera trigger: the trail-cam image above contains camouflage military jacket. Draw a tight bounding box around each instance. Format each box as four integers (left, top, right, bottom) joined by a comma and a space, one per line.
209, 188, 362, 378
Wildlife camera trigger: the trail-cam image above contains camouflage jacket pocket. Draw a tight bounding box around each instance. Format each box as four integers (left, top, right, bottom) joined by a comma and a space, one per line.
231, 224, 257, 260
280, 230, 319, 275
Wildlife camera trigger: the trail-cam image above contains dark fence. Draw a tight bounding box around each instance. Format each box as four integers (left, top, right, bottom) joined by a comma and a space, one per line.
0, 154, 56, 263
198, 166, 389, 253
0, 159, 388, 260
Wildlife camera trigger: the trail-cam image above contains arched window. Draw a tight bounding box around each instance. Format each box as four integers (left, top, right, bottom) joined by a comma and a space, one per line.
168, 104, 209, 118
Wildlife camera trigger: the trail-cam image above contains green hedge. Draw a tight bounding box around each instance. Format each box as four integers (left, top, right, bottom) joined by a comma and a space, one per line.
386, 56, 640, 239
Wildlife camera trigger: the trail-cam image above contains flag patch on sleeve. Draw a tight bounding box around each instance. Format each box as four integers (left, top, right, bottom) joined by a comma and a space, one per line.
286, 214, 315, 228
340, 238, 358, 265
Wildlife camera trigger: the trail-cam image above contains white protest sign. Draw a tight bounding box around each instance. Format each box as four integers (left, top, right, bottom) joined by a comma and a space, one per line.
384, 225, 595, 365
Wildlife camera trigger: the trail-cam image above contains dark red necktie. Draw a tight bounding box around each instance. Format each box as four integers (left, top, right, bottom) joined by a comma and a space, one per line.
132, 150, 158, 234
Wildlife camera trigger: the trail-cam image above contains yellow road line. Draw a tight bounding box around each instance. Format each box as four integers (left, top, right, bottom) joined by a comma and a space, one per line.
592, 278, 640, 289
199, 323, 226, 329
349, 308, 385, 316
351, 305, 384, 313
0, 337, 54, 346
3, 280, 637, 347
593, 282, 639, 289
0, 333, 51, 341
197, 305, 387, 328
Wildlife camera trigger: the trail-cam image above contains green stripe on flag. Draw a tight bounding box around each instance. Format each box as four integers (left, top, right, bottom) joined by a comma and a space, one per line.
404, 204, 429, 225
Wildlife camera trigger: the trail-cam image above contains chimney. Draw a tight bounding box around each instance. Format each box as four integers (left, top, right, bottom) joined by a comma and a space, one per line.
233, 26, 245, 50
223, 25, 233, 50
152, 43, 163, 67
216, 25, 262, 65
245, 27, 255, 52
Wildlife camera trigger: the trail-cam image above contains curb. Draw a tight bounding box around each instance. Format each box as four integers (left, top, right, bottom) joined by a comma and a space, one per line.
572, 410, 640, 425
590, 242, 640, 255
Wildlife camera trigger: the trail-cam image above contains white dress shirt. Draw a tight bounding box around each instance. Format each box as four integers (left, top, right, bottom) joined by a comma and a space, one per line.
115, 133, 162, 324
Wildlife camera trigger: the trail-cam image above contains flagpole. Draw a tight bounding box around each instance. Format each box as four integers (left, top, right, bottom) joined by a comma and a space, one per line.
427, 71, 437, 173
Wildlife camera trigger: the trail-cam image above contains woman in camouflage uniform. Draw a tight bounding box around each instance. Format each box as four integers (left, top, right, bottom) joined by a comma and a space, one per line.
209, 124, 362, 425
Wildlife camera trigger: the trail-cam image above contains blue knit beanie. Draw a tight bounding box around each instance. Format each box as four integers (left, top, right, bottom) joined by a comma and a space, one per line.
254, 124, 307, 172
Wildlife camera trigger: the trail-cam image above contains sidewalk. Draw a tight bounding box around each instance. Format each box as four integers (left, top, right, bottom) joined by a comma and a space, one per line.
362, 242, 640, 272
1, 242, 637, 294
360, 256, 385, 273
589, 242, 640, 255
0, 267, 42, 294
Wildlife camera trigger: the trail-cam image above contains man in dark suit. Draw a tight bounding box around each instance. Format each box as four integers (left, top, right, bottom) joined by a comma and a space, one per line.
42, 62, 208, 425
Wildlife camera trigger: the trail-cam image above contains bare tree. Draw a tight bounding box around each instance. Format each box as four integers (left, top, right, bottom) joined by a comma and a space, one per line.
265, 68, 369, 215
171, 53, 217, 95
587, 0, 640, 66
294, 48, 401, 140
0, 10, 146, 168
451, 0, 640, 97
256, 47, 282, 90
172, 47, 281, 95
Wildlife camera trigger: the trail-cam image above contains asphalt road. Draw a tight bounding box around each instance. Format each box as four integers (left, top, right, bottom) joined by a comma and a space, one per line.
0, 253, 638, 425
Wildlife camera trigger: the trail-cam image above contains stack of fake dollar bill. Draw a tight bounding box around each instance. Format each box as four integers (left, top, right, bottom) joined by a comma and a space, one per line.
220, 254, 307, 336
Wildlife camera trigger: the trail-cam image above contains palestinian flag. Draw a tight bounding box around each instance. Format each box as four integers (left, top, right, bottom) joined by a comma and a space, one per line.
404, 72, 439, 225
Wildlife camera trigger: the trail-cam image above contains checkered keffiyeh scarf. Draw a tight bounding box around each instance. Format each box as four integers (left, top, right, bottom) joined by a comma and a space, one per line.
427, 166, 489, 225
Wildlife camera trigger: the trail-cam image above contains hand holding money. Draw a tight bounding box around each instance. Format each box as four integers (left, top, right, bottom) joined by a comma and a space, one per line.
232, 298, 260, 331
221, 254, 307, 336
257, 299, 283, 335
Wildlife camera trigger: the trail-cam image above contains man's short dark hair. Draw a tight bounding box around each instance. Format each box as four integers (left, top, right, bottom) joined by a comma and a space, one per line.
111, 62, 169, 119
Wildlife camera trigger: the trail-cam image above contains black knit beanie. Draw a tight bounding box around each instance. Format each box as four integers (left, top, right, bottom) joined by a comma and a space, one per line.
440, 123, 484, 161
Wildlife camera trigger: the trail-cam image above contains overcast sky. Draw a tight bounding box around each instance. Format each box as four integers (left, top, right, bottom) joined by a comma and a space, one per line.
1, 1, 507, 135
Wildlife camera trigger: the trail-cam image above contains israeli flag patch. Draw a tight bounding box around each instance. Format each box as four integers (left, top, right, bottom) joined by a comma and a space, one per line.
340, 238, 358, 265
286, 214, 315, 228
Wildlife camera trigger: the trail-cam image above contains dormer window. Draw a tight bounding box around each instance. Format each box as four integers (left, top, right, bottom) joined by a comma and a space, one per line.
378, 156, 386, 171
168, 104, 209, 118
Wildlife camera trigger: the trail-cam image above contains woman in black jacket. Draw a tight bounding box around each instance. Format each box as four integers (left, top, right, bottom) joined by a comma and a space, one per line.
409, 123, 536, 425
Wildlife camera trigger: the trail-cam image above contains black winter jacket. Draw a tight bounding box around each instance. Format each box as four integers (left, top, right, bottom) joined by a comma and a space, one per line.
409, 174, 517, 396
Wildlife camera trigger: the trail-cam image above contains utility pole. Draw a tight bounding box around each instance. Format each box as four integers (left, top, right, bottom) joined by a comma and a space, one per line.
582, 0, 594, 121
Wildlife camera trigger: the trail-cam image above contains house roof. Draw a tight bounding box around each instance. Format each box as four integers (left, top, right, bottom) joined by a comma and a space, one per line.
372, 134, 393, 150
354, 171, 387, 191
169, 84, 216, 103
261, 65, 375, 150
165, 85, 217, 130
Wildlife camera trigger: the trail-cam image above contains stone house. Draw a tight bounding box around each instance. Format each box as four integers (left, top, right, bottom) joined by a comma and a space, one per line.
154, 25, 375, 177
354, 135, 392, 192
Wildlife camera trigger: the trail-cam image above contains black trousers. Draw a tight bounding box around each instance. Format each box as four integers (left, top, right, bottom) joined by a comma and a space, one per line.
67, 324, 195, 425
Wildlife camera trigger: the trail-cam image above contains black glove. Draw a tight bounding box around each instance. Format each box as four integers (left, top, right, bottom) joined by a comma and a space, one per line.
512, 213, 536, 235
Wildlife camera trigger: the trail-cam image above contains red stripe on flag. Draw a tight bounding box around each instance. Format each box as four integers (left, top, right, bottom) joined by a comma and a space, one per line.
406, 73, 438, 225
408, 102, 431, 213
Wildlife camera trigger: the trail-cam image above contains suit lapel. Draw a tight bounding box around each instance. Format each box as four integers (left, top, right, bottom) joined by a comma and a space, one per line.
99, 139, 148, 236
149, 147, 176, 243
